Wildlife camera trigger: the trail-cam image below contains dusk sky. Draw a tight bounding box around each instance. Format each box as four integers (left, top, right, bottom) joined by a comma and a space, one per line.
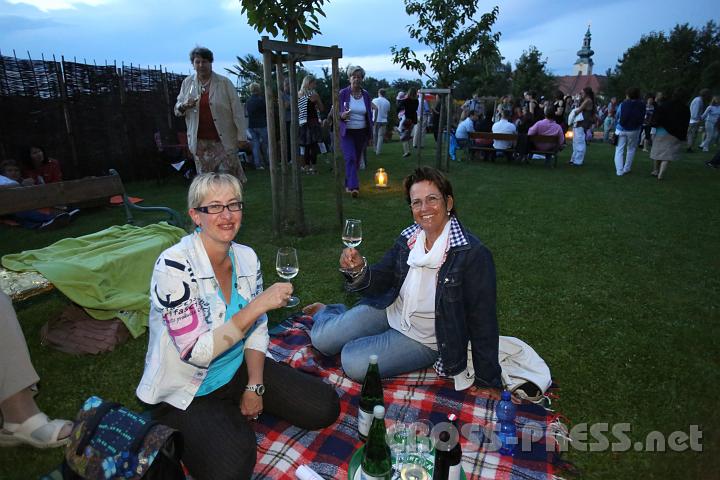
1, 0, 717, 82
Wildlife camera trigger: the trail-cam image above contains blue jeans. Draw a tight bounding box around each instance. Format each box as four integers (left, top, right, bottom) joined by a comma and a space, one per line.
309, 304, 438, 381
248, 127, 268, 168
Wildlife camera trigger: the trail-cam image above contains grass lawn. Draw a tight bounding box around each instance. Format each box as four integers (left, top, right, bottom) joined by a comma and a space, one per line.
1, 136, 718, 479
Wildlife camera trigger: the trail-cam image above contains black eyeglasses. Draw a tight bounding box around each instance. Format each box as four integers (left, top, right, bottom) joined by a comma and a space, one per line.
194, 201, 243, 214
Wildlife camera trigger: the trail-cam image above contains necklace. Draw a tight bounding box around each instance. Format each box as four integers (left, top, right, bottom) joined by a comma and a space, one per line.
199, 77, 211, 94
351, 89, 363, 99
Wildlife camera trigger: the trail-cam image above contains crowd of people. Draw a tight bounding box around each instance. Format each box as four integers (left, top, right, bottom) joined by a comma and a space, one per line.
2, 44, 718, 480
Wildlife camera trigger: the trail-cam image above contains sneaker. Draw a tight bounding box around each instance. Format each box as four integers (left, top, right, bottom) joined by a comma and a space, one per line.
351, 189, 359, 198
39, 213, 70, 231
706, 161, 719, 169
402, 152, 411, 158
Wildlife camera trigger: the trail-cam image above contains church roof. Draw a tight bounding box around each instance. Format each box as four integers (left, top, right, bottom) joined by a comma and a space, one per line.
556, 74, 607, 96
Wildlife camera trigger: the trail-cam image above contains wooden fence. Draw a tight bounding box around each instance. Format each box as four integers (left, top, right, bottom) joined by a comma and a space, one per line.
0, 52, 188, 180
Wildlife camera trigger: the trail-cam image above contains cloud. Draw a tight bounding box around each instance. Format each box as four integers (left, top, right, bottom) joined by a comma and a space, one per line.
6, 0, 109, 12
0, 14, 62, 31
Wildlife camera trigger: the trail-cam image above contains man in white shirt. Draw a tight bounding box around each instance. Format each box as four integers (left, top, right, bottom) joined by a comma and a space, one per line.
371, 89, 391, 155
455, 111, 477, 149
687, 88, 711, 152
491, 110, 517, 152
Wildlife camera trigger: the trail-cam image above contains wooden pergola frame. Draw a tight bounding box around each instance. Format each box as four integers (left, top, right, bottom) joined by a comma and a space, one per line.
417, 88, 453, 172
257, 36, 343, 236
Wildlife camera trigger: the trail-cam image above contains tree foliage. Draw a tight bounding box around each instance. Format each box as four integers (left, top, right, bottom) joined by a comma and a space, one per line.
239, 0, 327, 42
607, 21, 720, 102
225, 54, 264, 98
391, 0, 500, 88
511, 45, 555, 99
454, 52, 511, 99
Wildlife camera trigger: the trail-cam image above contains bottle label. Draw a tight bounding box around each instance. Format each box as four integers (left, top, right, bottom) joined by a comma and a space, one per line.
358, 408, 373, 437
358, 408, 375, 437
359, 467, 390, 480
448, 464, 462, 480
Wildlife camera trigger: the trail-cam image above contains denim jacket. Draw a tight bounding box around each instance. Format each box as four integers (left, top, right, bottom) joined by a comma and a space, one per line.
348, 217, 502, 388
136, 233, 268, 410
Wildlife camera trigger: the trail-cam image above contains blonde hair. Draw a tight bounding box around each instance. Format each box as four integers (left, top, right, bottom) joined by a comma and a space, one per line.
249, 82, 261, 95
299, 74, 316, 97
187, 173, 243, 210
346, 65, 365, 79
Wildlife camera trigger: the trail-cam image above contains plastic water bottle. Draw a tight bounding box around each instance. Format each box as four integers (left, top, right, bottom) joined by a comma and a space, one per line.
495, 390, 517, 456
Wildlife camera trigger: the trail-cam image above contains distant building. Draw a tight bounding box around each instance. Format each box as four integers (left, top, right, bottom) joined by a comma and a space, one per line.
556, 26, 606, 96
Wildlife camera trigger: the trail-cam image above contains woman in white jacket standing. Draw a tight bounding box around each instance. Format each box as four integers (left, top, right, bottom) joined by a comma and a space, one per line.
175, 47, 249, 182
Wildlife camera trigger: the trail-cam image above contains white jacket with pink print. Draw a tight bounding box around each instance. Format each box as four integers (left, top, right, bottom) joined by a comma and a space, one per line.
136, 233, 268, 410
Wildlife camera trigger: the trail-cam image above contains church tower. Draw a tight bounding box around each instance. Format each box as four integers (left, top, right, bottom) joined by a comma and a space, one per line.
573, 25, 594, 75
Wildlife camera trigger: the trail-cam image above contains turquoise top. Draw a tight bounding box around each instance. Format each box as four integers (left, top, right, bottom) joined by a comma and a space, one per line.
196, 250, 249, 396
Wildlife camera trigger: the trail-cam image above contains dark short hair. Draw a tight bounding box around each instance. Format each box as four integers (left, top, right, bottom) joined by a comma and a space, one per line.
403, 166, 457, 216
378, 88, 386, 97
626, 87, 641, 100
0, 159, 19, 175
189, 46, 213, 63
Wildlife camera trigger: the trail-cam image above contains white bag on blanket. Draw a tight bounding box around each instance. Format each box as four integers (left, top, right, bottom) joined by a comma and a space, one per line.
453, 336, 552, 397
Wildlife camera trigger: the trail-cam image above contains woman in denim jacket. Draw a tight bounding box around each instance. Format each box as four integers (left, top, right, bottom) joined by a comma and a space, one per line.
137, 173, 339, 479
309, 167, 501, 390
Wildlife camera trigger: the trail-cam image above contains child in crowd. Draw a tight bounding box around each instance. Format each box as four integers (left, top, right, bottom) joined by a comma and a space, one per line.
0, 160, 77, 230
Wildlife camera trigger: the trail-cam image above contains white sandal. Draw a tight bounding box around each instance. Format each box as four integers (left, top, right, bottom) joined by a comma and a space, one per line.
0, 412, 72, 449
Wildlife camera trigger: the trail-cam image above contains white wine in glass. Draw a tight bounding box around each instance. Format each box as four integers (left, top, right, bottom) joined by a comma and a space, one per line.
342, 219, 363, 248
276, 247, 299, 307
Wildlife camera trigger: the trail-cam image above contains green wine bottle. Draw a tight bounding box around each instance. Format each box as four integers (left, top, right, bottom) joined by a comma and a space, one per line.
360, 405, 392, 480
432, 413, 462, 480
358, 354, 384, 440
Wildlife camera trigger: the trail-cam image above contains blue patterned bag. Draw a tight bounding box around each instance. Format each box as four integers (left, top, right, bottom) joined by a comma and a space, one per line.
61, 396, 186, 480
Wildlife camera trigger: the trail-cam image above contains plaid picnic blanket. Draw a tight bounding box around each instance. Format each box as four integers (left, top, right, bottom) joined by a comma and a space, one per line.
253, 314, 571, 480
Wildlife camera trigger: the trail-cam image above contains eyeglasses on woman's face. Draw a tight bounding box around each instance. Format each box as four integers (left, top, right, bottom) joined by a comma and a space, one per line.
194, 201, 243, 214
409, 194, 443, 211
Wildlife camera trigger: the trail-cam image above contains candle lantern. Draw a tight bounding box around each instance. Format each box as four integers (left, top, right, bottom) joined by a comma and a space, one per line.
565, 130, 574, 140
374, 168, 388, 188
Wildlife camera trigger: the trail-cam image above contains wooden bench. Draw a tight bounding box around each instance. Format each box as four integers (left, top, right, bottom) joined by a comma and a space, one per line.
527, 134, 563, 167
467, 132, 518, 161
0, 169, 182, 227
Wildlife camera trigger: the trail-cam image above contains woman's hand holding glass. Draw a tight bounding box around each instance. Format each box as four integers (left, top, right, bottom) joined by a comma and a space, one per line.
185, 82, 199, 111
339, 247, 364, 275
252, 282, 294, 312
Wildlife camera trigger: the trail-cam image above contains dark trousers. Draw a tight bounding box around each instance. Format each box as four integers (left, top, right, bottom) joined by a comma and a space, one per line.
151, 357, 340, 480
340, 128, 368, 190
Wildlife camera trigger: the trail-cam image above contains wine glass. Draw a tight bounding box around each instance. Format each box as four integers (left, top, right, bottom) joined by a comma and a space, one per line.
187, 82, 199, 112
386, 421, 409, 478
342, 219, 362, 248
275, 247, 299, 308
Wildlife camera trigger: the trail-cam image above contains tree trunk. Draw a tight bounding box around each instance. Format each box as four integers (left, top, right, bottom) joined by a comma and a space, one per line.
286, 40, 306, 235
331, 55, 343, 229
275, 61, 289, 227
261, 51, 281, 236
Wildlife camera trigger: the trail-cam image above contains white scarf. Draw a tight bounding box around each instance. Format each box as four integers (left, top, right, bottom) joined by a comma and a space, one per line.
400, 221, 451, 331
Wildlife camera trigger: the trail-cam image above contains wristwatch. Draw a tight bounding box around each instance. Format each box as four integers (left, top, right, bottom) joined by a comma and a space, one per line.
245, 384, 265, 396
